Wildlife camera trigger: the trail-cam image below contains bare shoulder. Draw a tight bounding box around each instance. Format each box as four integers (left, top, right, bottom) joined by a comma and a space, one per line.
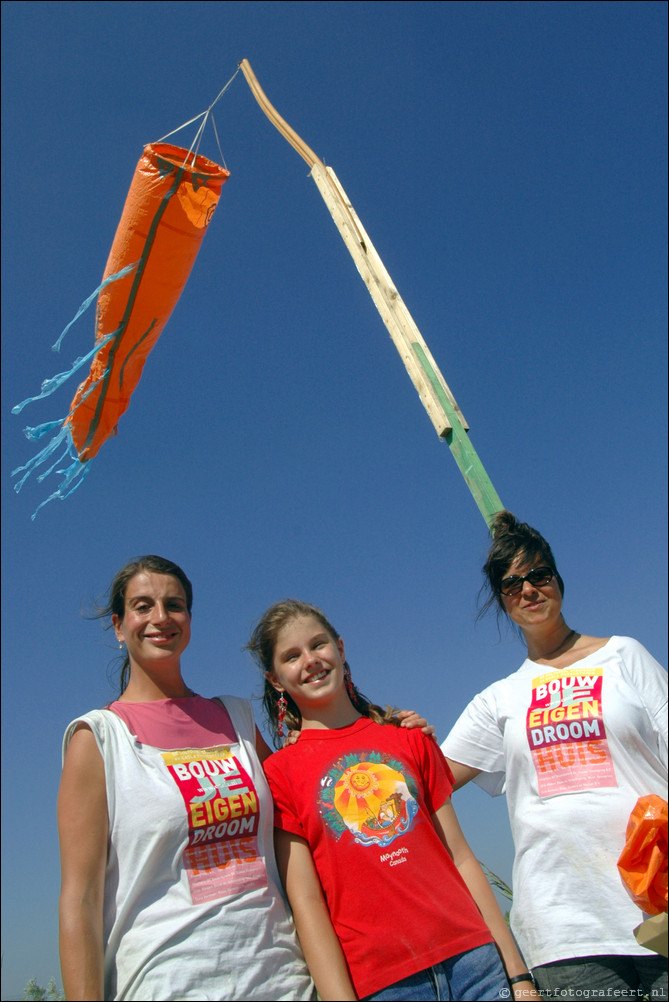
60, 724, 105, 803
63, 721, 100, 761
58, 724, 108, 891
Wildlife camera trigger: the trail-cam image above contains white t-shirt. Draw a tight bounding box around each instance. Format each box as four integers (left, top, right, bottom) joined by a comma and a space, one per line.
442, 637, 668, 969
63, 695, 315, 1001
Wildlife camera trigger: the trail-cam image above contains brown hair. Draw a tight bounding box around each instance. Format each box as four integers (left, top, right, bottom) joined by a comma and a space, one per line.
479, 511, 564, 621
245, 599, 397, 747
97, 555, 193, 694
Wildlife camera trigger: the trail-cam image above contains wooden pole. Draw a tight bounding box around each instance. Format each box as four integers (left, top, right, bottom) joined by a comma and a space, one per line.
239, 59, 504, 528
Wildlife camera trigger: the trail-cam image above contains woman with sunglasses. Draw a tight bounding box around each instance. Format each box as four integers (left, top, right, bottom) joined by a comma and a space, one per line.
442, 511, 667, 1001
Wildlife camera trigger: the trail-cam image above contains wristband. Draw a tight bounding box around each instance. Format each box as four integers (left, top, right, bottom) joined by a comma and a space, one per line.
508, 973, 536, 987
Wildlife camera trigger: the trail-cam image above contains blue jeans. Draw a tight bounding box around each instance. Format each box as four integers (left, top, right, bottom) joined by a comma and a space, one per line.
361, 942, 510, 1001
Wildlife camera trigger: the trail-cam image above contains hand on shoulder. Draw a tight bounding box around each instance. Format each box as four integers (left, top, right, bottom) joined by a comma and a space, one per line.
395, 709, 435, 736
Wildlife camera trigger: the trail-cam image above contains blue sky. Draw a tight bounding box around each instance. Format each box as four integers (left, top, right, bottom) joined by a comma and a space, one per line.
1, 1, 667, 996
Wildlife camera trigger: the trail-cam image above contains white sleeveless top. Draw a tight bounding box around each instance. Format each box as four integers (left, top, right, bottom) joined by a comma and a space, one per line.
63, 695, 315, 1001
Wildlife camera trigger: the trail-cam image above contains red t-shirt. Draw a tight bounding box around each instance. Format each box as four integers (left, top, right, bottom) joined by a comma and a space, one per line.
264, 717, 493, 998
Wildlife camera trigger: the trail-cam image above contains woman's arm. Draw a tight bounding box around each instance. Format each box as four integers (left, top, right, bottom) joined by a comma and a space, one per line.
255, 726, 273, 763
58, 725, 108, 1001
445, 756, 482, 790
274, 829, 357, 1001
395, 709, 435, 736
432, 799, 541, 1002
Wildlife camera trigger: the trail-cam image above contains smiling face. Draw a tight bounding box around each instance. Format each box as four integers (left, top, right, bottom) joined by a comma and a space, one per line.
112, 571, 191, 672
500, 553, 563, 630
269, 614, 347, 715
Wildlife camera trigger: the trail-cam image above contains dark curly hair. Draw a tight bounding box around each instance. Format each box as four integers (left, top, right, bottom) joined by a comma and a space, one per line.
479, 511, 564, 621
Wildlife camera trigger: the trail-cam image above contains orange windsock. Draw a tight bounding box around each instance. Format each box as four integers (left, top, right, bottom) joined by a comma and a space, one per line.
13, 142, 229, 514
67, 143, 229, 461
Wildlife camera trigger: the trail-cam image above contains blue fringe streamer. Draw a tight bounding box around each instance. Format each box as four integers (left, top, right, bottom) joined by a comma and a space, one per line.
11, 262, 137, 517
11, 423, 90, 520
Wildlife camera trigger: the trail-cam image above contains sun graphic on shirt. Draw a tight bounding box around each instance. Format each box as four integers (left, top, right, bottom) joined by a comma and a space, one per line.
333, 761, 409, 831
347, 768, 378, 796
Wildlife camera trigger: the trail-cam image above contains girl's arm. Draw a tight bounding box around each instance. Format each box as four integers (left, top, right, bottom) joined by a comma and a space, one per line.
57, 725, 108, 1001
432, 799, 542, 1002
274, 829, 357, 1001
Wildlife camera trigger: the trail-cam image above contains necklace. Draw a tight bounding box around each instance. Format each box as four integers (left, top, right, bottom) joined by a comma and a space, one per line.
540, 628, 578, 660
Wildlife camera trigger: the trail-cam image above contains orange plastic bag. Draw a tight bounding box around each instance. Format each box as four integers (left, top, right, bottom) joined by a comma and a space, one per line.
618, 794, 668, 915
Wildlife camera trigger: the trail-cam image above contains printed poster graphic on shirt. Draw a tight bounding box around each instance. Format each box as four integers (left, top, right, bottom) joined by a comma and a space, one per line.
162, 745, 267, 904
526, 667, 617, 797
318, 749, 419, 847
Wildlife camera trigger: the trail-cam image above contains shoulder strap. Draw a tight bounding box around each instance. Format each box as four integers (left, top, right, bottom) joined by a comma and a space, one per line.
214, 695, 256, 746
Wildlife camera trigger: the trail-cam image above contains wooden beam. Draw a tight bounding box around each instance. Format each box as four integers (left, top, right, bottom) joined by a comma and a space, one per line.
239, 60, 322, 169
239, 59, 504, 528
311, 163, 467, 437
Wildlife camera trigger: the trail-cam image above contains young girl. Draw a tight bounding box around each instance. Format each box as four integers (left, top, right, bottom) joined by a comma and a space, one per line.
247, 600, 541, 1002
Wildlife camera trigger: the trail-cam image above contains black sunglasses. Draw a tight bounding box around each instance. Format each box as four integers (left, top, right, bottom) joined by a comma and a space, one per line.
499, 566, 555, 597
